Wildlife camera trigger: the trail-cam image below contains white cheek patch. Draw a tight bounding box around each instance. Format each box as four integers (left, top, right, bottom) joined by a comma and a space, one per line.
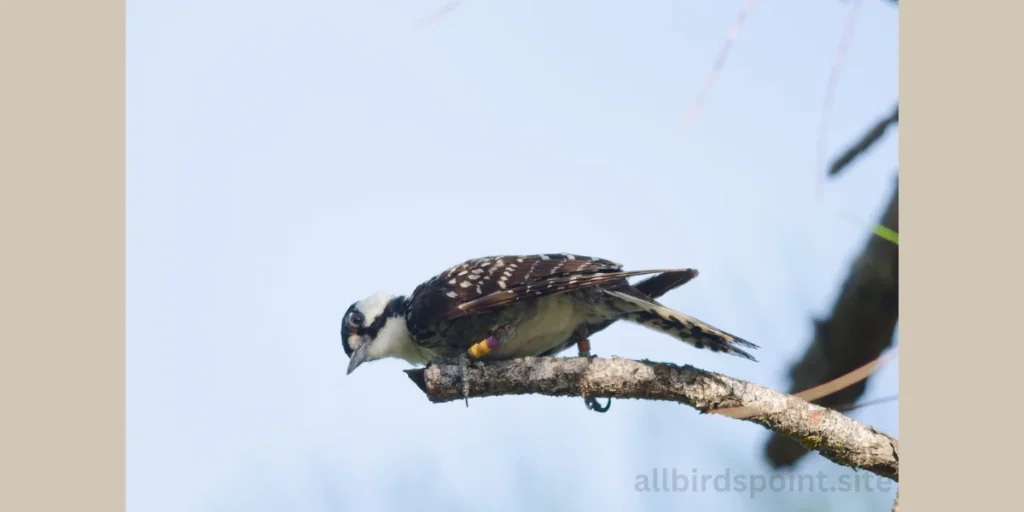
348, 334, 363, 351
365, 316, 413, 360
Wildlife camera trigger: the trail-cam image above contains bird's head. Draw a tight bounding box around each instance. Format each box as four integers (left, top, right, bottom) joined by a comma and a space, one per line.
341, 292, 414, 375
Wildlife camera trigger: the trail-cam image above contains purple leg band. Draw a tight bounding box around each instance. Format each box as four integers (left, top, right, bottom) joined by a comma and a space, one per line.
485, 336, 502, 350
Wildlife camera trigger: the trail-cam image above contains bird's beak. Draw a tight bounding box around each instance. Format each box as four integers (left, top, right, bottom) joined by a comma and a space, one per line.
346, 338, 371, 375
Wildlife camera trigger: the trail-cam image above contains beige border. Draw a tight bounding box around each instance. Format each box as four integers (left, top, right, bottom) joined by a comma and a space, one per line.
0, 0, 1008, 510
902, 1, 1014, 510
0, 1, 125, 511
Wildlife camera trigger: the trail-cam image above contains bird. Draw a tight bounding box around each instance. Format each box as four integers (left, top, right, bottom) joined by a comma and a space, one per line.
341, 253, 758, 411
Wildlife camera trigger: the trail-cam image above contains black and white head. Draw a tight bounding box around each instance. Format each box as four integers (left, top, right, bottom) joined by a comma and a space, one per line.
341, 292, 416, 375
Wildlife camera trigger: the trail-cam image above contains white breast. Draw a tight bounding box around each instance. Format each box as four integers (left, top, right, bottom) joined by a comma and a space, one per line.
490, 294, 585, 359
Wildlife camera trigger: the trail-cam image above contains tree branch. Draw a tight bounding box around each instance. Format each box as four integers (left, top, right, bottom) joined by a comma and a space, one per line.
406, 356, 898, 481
766, 180, 899, 468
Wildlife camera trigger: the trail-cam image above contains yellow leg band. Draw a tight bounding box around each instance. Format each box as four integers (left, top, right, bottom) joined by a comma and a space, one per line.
467, 339, 492, 359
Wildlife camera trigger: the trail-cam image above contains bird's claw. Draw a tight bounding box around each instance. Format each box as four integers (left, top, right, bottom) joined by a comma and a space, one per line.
428, 354, 472, 407
459, 353, 470, 407
584, 396, 612, 413
578, 339, 609, 412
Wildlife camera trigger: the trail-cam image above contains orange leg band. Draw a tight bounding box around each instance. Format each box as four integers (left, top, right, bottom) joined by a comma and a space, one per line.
577, 338, 591, 356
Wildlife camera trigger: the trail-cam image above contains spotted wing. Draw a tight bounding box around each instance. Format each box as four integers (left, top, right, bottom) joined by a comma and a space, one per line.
406, 254, 624, 330
441, 254, 691, 318
455, 269, 690, 316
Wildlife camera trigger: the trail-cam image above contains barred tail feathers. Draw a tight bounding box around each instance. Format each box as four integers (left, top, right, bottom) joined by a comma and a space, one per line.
603, 290, 759, 361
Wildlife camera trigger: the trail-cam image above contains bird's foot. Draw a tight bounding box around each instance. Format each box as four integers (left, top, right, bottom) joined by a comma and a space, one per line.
459, 353, 470, 407
459, 324, 517, 408
584, 396, 612, 413
428, 354, 473, 407
576, 336, 610, 413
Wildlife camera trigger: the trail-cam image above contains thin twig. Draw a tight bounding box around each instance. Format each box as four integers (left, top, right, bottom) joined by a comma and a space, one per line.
833, 393, 898, 413
815, 0, 864, 196
413, 0, 464, 30
828, 103, 899, 177
682, 0, 759, 130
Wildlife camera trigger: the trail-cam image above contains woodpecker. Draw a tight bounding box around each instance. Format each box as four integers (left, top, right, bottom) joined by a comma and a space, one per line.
341, 254, 757, 411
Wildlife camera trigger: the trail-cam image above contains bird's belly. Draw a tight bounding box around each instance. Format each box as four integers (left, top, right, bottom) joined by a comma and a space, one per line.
490, 295, 584, 359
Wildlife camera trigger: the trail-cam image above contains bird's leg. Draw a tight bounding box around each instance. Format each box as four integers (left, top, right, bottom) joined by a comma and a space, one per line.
573, 324, 595, 358
459, 352, 470, 407
426, 353, 473, 408
576, 337, 593, 358
575, 325, 611, 413
466, 323, 518, 360
458, 323, 518, 407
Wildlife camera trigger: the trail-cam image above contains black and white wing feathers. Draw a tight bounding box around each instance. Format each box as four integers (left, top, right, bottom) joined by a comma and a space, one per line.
407, 253, 693, 320
405, 254, 621, 322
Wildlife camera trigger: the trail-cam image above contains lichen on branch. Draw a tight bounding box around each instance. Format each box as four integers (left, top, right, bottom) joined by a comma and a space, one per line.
405, 356, 898, 482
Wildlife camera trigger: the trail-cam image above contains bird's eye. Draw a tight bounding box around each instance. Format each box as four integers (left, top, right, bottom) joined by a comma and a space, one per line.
349, 311, 365, 327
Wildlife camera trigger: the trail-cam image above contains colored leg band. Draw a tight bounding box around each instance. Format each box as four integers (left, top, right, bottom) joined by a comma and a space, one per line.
577, 338, 591, 355
468, 336, 502, 359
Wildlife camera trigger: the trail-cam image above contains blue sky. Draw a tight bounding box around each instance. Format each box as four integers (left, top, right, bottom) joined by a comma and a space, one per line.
127, 1, 898, 510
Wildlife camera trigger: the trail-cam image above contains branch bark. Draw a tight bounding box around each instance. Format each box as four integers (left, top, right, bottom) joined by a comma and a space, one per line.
406, 356, 898, 481
765, 181, 899, 468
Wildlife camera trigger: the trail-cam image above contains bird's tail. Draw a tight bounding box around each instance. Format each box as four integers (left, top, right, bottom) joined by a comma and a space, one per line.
632, 269, 699, 300
603, 290, 759, 361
